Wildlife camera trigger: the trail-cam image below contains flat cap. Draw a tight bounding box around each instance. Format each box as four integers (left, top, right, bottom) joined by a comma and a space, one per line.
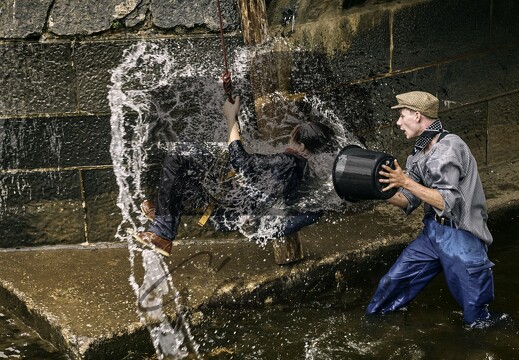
391, 91, 439, 118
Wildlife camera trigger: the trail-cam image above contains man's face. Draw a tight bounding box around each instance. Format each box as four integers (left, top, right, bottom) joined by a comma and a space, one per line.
396, 108, 420, 139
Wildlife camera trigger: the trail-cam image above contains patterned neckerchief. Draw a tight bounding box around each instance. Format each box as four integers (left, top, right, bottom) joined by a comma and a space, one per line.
412, 119, 443, 155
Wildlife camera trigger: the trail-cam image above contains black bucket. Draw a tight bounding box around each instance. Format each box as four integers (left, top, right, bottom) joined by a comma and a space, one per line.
332, 145, 397, 202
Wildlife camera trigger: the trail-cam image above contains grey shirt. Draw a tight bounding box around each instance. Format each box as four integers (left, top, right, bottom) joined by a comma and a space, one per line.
400, 133, 493, 245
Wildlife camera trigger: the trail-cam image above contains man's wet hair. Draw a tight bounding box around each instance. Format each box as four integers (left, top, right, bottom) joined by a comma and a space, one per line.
290, 121, 337, 154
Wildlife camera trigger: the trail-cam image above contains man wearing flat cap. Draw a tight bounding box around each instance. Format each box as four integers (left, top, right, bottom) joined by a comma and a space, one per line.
366, 91, 498, 328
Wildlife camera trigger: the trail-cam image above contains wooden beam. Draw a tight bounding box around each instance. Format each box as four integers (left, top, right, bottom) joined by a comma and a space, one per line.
272, 233, 304, 265
236, 0, 268, 45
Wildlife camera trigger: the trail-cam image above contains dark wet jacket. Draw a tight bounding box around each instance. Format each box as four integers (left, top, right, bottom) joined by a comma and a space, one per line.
228, 140, 308, 206
213, 140, 322, 237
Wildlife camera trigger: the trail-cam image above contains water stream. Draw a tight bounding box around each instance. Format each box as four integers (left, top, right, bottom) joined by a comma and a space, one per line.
107, 40, 359, 358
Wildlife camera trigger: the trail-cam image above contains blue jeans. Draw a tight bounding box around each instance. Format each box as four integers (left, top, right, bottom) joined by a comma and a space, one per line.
148, 143, 214, 240
366, 216, 494, 324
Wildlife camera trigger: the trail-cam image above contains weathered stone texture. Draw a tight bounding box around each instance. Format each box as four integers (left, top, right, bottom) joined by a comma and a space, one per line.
487, 92, 519, 165
2, 0, 239, 38
49, 0, 142, 35
268, 0, 341, 25
0, 0, 53, 38
83, 169, 121, 243
492, 0, 519, 45
0, 42, 76, 116
151, 0, 239, 31
124, 0, 151, 28
266, 5, 391, 87
0, 116, 112, 170
392, 0, 492, 71
74, 41, 130, 113
0, 171, 84, 247
438, 48, 519, 107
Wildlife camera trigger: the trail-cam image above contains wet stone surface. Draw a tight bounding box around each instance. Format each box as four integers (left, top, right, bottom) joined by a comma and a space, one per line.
0, 155, 517, 358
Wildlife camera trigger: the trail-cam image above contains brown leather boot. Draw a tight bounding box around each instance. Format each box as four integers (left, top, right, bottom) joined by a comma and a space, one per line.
133, 231, 172, 257
140, 200, 156, 221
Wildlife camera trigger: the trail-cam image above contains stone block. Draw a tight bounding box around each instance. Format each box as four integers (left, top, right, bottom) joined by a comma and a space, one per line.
277, 10, 391, 88
0, 42, 75, 116
441, 103, 488, 166
49, 0, 142, 35
492, 0, 519, 45
74, 41, 132, 113
151, 0, 240, 31
392, 0, 492, 71
438, 48, 519, 107
487, 92, 519, 165
0, 170, 84, 247
83, 169, 121, 243
75, 36, 247, 124
0, 115, 112, 170
0, 0, 53, 39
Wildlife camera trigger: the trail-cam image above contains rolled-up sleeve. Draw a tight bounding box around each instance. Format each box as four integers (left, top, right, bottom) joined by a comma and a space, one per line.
399, 165, 422, 215
428, 154, 463, 218
400, 188, 421, 215
228, 140, 252, 173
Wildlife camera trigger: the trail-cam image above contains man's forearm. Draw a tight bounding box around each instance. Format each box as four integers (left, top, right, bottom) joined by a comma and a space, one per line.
387, 191, 410, 209
227, 122, 240, 144
404, 178, 445, 211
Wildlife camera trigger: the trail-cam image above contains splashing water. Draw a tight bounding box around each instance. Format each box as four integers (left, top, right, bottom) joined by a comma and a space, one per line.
108, 40, 361, 358
138, 249, 195, 358
108, 41, 209, 359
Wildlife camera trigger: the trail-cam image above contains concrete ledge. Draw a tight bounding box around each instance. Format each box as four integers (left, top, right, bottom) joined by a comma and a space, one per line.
0, 160, 518, 359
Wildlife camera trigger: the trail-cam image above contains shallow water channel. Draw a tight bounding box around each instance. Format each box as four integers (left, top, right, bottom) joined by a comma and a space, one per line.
0, 213, 517, 359
197, 214, 519, 359
0, 311, 67, 359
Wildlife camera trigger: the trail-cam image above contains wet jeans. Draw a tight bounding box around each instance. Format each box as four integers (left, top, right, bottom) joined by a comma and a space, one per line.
366, 215, 495, 325
148, 143, 213, 240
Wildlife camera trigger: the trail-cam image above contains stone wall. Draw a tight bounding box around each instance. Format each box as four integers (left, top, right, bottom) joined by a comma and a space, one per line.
0, 0, 518, 247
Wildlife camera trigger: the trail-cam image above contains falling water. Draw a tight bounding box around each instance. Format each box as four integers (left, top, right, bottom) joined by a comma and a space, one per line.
0, 118, 65, 216
108, 41, 203, 359
108, 39, 361, 358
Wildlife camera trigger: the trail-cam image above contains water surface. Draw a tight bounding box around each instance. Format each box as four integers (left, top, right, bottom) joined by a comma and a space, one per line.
197, 215, 519, 359
0, 311, 67, 359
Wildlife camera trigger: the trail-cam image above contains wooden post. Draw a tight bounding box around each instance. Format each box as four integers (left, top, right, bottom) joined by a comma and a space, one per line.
272, 232, 304, 265
236, 0, 268, 45
235, 0, 304, 265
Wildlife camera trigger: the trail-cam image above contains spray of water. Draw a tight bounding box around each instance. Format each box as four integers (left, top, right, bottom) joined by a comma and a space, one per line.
108, 42, 205, 359
108, 39, 360, 357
